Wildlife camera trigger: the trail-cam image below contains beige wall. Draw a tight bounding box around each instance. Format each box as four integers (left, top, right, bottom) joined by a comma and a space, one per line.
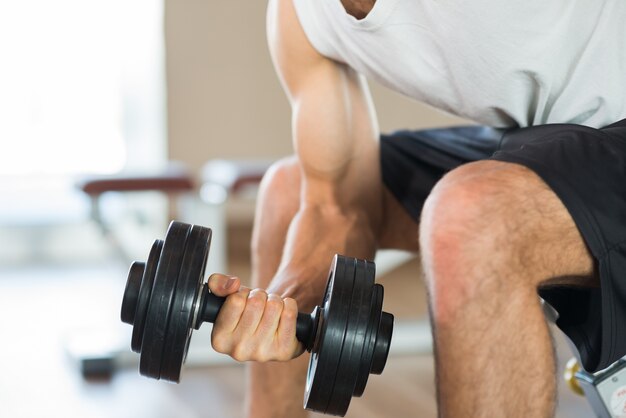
165, 0, 467, 175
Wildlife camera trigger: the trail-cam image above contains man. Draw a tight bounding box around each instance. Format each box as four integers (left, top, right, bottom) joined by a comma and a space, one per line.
208, 0, 626, 416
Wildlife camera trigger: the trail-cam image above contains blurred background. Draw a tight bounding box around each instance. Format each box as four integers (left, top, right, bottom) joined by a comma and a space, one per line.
0, 1, 591, 417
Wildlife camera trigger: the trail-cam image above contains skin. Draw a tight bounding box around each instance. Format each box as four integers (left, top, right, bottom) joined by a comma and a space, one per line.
212, 157, 419, 417
208, 0, 599, 416
340, 0, 377, 19
420, 161, 596, 417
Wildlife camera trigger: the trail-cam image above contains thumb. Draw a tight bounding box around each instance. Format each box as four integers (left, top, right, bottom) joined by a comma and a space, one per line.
208, 273, 241, 297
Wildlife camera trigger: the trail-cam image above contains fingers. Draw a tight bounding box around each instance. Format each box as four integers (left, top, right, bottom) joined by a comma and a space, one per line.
238, 289, 269, 337
276, 297, 304, 360
211, 287, 302, 362
257, 293, 284, 337
213, 285, 252, 335
208, 273, 241, 297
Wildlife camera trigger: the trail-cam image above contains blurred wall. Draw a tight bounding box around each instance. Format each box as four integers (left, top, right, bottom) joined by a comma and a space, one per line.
164, 0, 467, 175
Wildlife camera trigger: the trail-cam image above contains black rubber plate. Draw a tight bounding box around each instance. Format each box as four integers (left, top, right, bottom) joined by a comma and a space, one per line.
327, 258, 375, 414
121, 261, 145, 325
131, 240, 163, 353
160, 224, 211, 382
354, 278, 382, 396
304, 255, 355, 415
139, 221, 191, 379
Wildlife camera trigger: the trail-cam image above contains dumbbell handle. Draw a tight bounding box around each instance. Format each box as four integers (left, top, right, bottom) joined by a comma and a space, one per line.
196, 285, 317, 351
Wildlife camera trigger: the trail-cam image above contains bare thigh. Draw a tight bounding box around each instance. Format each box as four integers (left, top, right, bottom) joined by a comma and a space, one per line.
428, 160, 598, 288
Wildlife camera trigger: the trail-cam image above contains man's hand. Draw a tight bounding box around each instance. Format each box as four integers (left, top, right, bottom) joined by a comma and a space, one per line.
208, 273, 304, 362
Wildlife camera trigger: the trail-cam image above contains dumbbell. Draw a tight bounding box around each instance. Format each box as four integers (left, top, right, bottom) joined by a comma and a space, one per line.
121, 221, 393, 416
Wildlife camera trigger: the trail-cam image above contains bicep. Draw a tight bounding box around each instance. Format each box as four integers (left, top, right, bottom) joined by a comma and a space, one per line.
267, 0, 380, 206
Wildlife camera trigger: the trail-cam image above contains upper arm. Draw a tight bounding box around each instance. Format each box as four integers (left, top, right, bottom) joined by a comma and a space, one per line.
266, 0, 328, 100
266, 0, 381, 209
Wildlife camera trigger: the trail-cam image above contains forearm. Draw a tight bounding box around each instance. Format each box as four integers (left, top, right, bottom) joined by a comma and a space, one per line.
271, 68, 383, 303
280, 204, 378, 274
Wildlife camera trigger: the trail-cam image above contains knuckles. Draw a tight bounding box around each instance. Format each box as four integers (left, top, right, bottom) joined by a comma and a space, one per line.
231, 343, 274, 363
210, 332, 232, 354
226, 291, 249, 311
245, 291, 268, 310
264, 296, 284, 312
281, 303, 298, 322
230, 344, 252, 362
274, 346, 295, 362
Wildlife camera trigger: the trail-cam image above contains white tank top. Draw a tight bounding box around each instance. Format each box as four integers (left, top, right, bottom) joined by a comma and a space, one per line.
292, 0, 626, 128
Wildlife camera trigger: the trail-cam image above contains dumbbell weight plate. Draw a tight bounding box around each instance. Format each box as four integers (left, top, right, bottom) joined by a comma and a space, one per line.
304, 255, 352, 414
354, 283, 384, 396
160, 223, 212, 382
120, 261, 144, 326
327, 258, 376, 415
140, 222, 192, 379
130, 240, 163, 353
304, 255, 375, 416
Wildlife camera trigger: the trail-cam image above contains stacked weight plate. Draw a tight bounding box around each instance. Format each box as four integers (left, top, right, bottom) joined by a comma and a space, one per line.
122, 222, 212, 382
304, 255, 393, 416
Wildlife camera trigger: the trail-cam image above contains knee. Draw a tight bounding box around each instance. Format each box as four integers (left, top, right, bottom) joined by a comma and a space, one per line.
420, 161, 522, 260
258, 156, 301, 199
250, 157, 301, 278
419, 161, 530, 321
252, 156, 301, 233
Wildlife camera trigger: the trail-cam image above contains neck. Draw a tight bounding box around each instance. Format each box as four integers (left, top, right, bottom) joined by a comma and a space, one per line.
340, 0, 376, 19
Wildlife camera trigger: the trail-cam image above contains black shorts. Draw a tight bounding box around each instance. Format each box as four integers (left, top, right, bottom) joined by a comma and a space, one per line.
380, 120, 626, 373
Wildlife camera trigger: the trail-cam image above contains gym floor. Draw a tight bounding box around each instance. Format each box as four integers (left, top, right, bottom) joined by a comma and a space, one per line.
0, 225, 594, 418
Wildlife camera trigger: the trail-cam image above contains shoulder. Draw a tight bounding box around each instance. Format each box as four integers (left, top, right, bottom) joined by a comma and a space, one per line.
267, 0, 342, 95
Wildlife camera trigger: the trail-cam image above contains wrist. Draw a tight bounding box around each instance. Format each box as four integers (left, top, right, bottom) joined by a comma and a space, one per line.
269, 205, 378, 311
